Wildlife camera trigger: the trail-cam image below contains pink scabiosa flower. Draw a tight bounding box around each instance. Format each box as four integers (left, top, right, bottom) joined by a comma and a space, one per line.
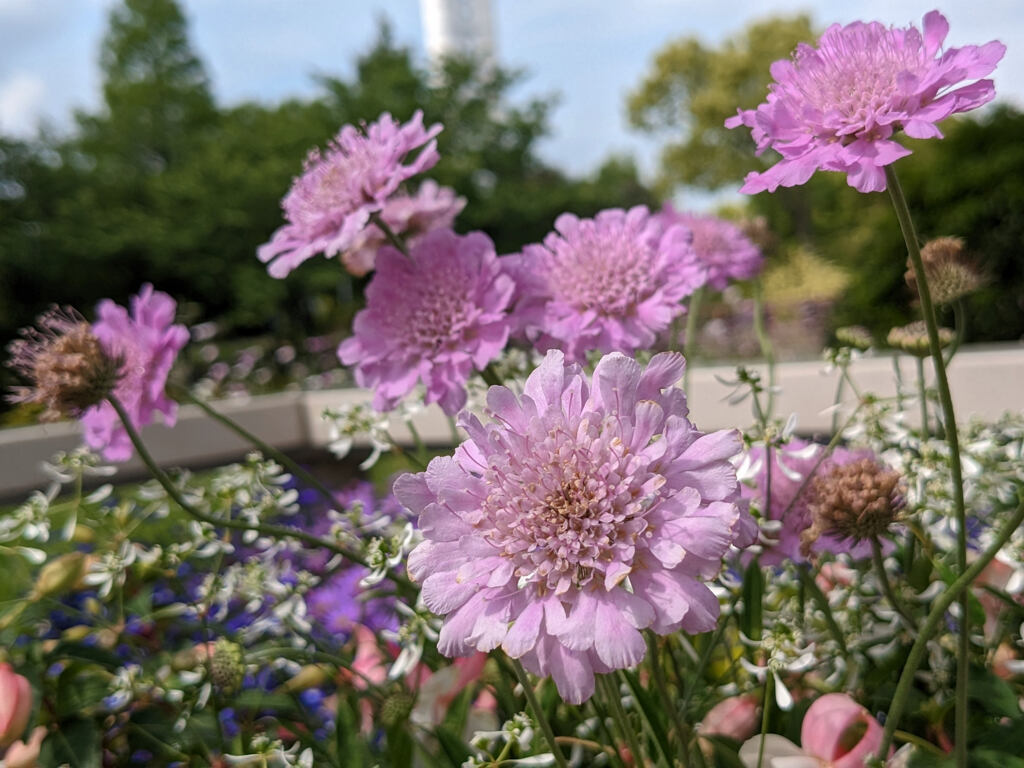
739, 439, 878, 565
258, 111, 442, 278
0, 663, 31, 749
338, 229, 514, 415
81, 284, 189, 462
726, 11, 1005, 193
739, 693, 887, 767
508, 206, 706, 362
341, 181, 466, 276
395, 350, 756, 703
657, 204, 763, 290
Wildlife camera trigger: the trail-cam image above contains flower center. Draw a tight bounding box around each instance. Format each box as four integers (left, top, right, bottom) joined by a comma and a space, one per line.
792, 23, 928, 134
547, 228, 658, 316
480, 415, 659, 594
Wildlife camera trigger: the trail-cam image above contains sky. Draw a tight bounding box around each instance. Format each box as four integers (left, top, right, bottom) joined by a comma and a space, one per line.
1, 0, 1021, 186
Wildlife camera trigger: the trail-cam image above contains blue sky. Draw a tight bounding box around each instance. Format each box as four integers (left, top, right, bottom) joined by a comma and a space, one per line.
1, 0, 1021, 186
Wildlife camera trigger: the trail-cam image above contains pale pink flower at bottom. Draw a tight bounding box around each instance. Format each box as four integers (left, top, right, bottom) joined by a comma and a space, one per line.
2, 725, 46, 768
0, 664, 32, 749
739, 693, 887, 767
397, 350, 756, 704
80, 284, 189, 462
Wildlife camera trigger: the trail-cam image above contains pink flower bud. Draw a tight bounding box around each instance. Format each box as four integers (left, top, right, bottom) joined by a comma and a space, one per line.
801, 693, 885, 768
700, 695, 761, 741
0, 664, 32, 749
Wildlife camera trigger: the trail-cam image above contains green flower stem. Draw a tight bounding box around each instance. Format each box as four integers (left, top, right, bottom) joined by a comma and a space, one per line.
870, 537, 917, 631
683, 285, 705, 394
106, 395, 421, 594
796, 566, 848, 655
876, 496, 1024, 761
480, 363, 503, 388
645, 633, 691, 764
752, 281, 776, 418
508, 657, 570, 768
600, 674, 648, 768
368, 211, 410, 257
885, 164, 969, 767
914, 356, 930, 437
171, 385, 343, 513
756, 674, 773, 768
944, 298, 966, 367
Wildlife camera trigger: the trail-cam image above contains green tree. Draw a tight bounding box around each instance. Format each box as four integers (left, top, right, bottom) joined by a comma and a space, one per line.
628, 15, 815, 194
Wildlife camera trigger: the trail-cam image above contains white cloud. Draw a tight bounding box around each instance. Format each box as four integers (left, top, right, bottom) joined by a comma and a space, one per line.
0, 72, 46, 136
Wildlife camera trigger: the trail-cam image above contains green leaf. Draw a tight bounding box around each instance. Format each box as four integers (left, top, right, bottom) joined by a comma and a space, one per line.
967, 666, 1022, 718
39, 718, 102, 768
739, 559, 764, 641
434, 723, 473, 766
47, 641, 123, 670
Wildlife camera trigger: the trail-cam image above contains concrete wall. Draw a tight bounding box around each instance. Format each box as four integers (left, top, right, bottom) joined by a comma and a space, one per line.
2, 345, 1021, 500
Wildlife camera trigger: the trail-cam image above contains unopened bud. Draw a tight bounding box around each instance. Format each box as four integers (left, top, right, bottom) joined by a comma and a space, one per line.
210, 639, 245, 695
886, 321, 954, 357
31, 552, 87, 599
834, 325, 873, 351
275, 664, 330, 695
906, 236, 983, 304
379, 691, 415, 728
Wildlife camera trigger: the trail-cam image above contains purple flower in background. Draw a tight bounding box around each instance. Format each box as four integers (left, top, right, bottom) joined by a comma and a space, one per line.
656, 205, 763, 291
338, 229, 514, 415
342, 181, 466, 276
305, 568, 399, 639
739, 438, 877, 565
81, 285, 189, 462
258, 111, 442, 278
396, 351, 755, 704
509, 206, 705, 362
726, 11, 1005, 193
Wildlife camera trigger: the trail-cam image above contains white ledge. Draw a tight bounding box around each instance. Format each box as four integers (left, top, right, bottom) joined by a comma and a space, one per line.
1, 345, 1022, 500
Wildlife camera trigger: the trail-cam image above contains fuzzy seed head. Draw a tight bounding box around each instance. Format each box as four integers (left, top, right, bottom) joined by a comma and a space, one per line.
906, 236, 983, 304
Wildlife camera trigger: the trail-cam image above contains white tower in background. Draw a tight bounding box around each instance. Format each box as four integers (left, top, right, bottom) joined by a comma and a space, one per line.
419, 0, 496, 66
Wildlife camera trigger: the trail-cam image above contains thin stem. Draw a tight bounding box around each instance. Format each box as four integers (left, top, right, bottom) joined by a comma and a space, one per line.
886, 164, 968, 768
106, 395, 422, 594
915, 356, 929, 437
756, 674, 773, 768
480, 363, 503, 388
876, 497, 1024, 760
830, 372, 845, 435
944, 298, 966, 366
752, 281, 776, 418
171, 385, 342, 512
796, 565, 848, 654
600, 674, 647, 768
508, 657, 569, 768
683, 285, 705, 393
646, 633, 691, 764
871, 537, 917, 631
369, 211, 410, 257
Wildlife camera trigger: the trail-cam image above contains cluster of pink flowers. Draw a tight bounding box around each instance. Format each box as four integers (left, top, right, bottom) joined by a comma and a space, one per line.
396, 350, 755, 703
727, 11, 1005, 193
258, 111, 443, 277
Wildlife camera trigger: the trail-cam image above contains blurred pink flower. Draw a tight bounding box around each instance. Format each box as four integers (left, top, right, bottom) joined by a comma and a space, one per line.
657, 205, 763, 291
739, 693, 887, 767
396, 350, 755, 704
508, 206, 705, 362
259, 111, 442, 277
342, 181, 466, 276
0, 663, 31, 749
338, 229, 514, 415
699, 695, 761, 742
726, 11, 1004, 193
81, 284, 189, 462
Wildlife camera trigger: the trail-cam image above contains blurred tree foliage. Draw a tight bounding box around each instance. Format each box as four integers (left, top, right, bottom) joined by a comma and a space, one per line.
630, 14, 1024, 342
0, 0, 654, 354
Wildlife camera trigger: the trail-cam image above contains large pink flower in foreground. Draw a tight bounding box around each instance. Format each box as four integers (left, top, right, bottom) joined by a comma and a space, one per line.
396, 351, 756, 703
739, 693, 887, 767
341, 181, 466, 276
259, 111, 442, 277
657, 205, 763, 291
739, 439, 874, 565
81, 285, 189, 462
726, 11, 1005, 193
508, 206, 706, 362
338, 229, 514, 415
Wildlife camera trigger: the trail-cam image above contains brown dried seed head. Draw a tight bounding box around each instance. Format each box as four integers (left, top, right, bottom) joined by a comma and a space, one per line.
905, 236, 983, 304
